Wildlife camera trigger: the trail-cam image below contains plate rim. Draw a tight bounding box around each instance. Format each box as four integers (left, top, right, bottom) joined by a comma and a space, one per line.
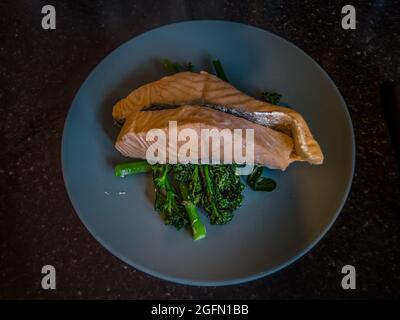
61, 19, 356, 286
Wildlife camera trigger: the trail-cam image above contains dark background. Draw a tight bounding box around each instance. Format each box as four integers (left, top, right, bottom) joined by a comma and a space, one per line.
1, 0, 399, 299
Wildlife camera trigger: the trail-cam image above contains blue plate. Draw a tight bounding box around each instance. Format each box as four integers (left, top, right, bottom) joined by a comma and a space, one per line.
62, 20, 355, 286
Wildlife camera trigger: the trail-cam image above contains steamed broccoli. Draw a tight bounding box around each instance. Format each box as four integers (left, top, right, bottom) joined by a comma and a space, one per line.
152, 164, 188, 230
162, 59, 194, 74
115, 160, 151, 177
246, 166, 276, 192
173, 164, 202, 205
200, 165, 244, 225
173, 164, 206, 240
212, 60, 229, 82
261, 91, 282, 105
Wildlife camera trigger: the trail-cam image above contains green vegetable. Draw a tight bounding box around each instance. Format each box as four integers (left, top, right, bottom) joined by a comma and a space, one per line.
200, 165, 244, 224
173, 164, 202, 205
162, 59, 194, 74
246, 166, 263, 187
252, 177, 276, 191
247, 166, 276, 192
152, 164, 188, 230
261, 91, 282, 105
173, 165, 206, 240
212, 59, 229, 82
115, 160, 151, 177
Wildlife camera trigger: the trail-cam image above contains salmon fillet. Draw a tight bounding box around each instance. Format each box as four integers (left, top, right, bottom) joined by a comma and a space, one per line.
116, 105, 298, 170
113, 71, 323, 166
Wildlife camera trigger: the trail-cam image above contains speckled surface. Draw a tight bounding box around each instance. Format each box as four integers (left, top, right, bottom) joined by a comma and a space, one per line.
1, 0, 399, 299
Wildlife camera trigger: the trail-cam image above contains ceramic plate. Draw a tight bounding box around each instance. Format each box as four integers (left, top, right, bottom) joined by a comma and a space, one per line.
62, 20, 355, 285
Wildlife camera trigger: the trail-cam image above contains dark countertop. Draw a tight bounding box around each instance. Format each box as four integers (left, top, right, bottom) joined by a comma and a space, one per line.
1, 0, 399, 299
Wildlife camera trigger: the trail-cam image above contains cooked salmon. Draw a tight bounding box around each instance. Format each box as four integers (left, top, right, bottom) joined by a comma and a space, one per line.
113, 71, 324, 167
116, 105, 298, 170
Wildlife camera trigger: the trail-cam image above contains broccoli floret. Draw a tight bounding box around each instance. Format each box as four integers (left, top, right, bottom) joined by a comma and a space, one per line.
173, 164, 202, 205
162, 59, 194, 74
261, 91, 282, 105
211, 165, 244, 211
200, 165, 244, 225
152, 164, 188, 229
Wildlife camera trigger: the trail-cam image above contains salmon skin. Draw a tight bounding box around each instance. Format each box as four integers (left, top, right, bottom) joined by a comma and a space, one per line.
113, 71, 324, 167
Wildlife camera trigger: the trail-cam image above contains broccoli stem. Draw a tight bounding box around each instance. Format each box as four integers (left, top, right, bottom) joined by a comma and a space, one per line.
115, 160, 151, 177
252, 177, 276, 191
178, 182, 207, 240
247, 166, 276, 192
153, 165, 175, 203
247, 166, 263, 188
202, 165, 212, 192
212, 60, 229, 82
200, 165, 220, 220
